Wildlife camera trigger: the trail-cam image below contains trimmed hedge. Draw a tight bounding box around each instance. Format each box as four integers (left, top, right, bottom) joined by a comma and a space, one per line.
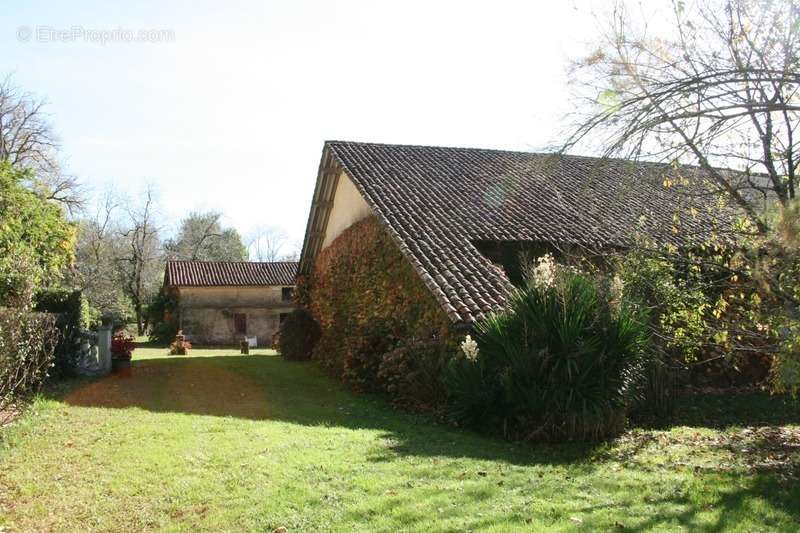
303, 216, 457, 404
35, 289, 94, 379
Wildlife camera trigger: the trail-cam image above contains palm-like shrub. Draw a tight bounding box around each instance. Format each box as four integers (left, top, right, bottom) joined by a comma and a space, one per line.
276, 309, 321, 361
445, 272, 649, 441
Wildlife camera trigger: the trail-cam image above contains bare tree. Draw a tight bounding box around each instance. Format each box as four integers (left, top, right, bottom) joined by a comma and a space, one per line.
247, 225, 292, 262
67, 191, 132, 321
116, 187, 163, 335
565, 0, 800, 232
280, 246, 301, 262
0, 75, 82, 211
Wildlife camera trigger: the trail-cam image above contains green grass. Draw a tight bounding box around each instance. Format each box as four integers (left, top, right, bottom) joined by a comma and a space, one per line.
0, 346, 798, 532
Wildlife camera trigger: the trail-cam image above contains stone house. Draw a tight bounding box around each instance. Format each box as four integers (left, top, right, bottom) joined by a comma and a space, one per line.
164, 261, 298, 346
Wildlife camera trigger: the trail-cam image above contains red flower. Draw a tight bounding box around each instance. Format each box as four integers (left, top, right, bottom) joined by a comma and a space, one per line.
111, 332, 136, 361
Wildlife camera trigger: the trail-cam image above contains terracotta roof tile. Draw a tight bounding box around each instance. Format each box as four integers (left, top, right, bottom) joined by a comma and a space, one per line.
165, 261, 297, 287
307, 141, 739, 324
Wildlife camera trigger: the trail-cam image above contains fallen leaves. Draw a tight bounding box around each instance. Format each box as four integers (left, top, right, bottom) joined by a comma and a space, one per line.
606, 425, 800, 481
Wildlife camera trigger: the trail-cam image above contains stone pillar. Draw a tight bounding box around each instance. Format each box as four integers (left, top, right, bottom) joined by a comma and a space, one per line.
97, 322, 113, 375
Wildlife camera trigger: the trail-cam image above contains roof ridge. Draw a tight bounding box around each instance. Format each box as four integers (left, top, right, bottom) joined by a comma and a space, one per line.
166, 260, 298, 265
165, 260, 298, 287
324, 140, 756, 174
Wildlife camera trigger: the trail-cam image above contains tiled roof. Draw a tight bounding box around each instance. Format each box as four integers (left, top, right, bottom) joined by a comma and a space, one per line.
302, 141, 739, 324
165, 261, 297, 287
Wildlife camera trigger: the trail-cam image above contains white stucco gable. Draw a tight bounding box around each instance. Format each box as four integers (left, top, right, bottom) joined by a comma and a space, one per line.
322, 171, 373, 248
299, 145, 378, 274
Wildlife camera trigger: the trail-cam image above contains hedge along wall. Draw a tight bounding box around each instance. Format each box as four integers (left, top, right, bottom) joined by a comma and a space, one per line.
1, 309, 59, 420
302, 215, 459, 409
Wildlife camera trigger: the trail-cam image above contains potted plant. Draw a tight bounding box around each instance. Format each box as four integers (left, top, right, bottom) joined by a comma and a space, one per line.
111, 331, 135, 377
168, 330, 192, 355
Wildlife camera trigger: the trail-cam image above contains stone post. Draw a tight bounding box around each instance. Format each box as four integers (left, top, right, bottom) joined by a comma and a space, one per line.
97, 321, 113, 375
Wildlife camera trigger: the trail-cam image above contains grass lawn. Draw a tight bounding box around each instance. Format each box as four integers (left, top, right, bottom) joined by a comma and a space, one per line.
1, 346, 798, 532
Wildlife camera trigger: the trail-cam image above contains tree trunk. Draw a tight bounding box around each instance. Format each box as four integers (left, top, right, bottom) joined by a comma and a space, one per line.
135, 304, 144, 336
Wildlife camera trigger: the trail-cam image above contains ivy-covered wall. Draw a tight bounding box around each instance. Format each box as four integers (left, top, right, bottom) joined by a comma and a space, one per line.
301, 215, 458, 408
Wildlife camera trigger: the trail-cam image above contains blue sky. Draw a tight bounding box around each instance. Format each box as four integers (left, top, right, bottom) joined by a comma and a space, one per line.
1, 0, 602, 251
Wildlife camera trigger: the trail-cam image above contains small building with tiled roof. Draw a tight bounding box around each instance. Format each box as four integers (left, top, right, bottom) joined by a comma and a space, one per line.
164, 261, 298, 346
299, 140, 737, 325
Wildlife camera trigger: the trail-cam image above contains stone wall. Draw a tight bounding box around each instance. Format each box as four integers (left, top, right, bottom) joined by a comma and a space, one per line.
178, 286, 289, 307
176, 286, 295, 346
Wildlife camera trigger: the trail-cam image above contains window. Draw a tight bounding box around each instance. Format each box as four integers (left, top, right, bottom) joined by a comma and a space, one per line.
281, 287, 294, 302
233, 313, 247, 335
279, 313, 289, 324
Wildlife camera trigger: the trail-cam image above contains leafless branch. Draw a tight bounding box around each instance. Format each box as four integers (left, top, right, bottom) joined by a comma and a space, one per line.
564, 0, 800, 232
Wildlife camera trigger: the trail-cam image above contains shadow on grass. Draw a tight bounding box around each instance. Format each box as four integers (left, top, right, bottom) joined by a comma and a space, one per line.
57, 353, 800, 468
344, 472, 799, 531
671, 393, 800, 428
52, 353, 800, 529
622, 473, 799, 532
58, 354, 595, 466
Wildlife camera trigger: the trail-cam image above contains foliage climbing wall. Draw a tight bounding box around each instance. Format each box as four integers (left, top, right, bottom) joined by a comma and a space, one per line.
301, 215, 457, 408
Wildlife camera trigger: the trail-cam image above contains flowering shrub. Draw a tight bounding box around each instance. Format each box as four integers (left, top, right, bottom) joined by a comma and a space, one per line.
445, 269, 650, 441
110, 331, 135, 361
168, 340, 192, 355
527, 253, 557, 289
609, 274, 625, 307
460, 335, 479, 362
305, 216, 456, 403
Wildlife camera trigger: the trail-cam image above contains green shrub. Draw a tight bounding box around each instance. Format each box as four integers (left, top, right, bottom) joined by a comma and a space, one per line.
378, 337, 455, 410
277, 309, 321, 361
445, 272, 650, 441
35, 289, 95, 379
0, 163, 75, 308
615, 248, 711, 365
149, 321, 178, 345
343, 318, 397, 391
148, 289, 178, 344
0, 309, 59, 418
613, 242, 781, 397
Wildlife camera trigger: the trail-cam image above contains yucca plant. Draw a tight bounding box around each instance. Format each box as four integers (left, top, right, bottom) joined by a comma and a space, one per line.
445, 271, 649, 441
